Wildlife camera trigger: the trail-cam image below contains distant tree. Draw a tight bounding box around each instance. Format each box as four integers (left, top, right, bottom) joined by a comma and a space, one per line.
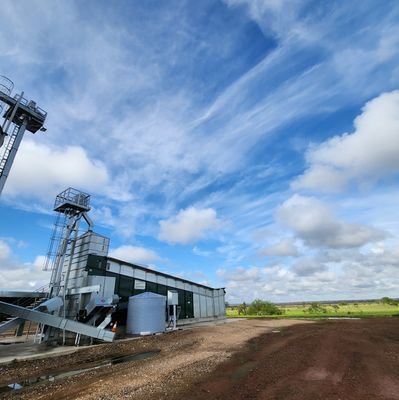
247, 299, 283, 316
237, 302, 247, 315
305, 303, 327, 314
381, 297, 399, 306
332, 304, 340, 313
225, 301, 229, 309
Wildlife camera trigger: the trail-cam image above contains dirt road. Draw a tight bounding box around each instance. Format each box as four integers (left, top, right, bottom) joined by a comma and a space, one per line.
177, 318, 399, 400
0, 318, 398, 399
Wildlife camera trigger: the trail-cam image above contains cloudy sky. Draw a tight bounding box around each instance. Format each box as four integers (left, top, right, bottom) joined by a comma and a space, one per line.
0, 0, 398, 303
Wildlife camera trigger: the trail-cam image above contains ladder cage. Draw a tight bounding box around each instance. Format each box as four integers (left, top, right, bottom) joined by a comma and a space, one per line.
0, 76, 13, 118
43, 212, 69, 271
0, 124, 19, 172
0, 75, 14, 96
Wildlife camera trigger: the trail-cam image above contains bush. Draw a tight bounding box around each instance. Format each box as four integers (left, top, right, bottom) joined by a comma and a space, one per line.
237, 302, 248, 315
247, 299, 283, 316
381, 297, 399, 306
305, 303, 327, 314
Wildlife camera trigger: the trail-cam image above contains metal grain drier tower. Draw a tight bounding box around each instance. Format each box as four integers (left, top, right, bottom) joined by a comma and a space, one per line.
45, 188, 94, 298
0, 188, 117, 344
0, 75, 47, 195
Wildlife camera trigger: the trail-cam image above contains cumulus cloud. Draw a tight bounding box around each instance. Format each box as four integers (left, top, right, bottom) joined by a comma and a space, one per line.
292, 258, 328, 276
277, 194, 385, 248
0, 241, 50, 290
109, 245, 160, 264
219, 242, 399, 303
4, 139, 109, 200
192, 246, 212, 257
0, 240, 11, 260
158, 207, 222, 244
217, 266, 260, 282
260, 237, 298, 257
293, 91, 399, 192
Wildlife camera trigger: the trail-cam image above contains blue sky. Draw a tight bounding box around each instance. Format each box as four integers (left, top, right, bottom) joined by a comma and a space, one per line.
0, 0, 399, 302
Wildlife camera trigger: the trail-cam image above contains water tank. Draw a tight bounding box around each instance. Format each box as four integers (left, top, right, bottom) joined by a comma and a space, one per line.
127, 292, 166, 335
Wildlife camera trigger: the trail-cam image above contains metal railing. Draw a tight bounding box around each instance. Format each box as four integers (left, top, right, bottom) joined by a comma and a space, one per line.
54, 187, 91, 211
0, 75, 13, 96
12, 93, 47, 119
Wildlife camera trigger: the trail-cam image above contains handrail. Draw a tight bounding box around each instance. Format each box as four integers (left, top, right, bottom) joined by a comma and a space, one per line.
0, 75, 14, 96
11, 94, 47, 118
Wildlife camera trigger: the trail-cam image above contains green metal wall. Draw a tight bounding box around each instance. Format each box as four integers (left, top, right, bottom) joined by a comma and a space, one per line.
86, 255, 194, 319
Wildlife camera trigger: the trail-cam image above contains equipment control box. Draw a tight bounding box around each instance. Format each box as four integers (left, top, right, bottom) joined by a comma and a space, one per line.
167, 290, 179, 305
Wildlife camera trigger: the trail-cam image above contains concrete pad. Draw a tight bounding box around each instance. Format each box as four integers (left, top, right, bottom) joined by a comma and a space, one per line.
0, 339, 80, 365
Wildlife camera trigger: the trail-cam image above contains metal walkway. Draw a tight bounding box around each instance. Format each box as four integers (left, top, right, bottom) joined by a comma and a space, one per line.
0, 301, 115, 342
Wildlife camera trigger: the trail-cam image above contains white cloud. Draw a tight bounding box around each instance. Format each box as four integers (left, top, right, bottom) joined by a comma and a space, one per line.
293, 91, 399, 192
277, 194, 385, 248
224, 0, 308, 41
219, 242, 399, 303
260, 237, 298, 257
192, 246, 212, 257
159, 207, 222, 244
292, 258, 327, 276
0, 244, 50, 290
217, 266, 261, 282
0, 240, 11, 260
3, 139, 109, 200
109, 245, 160, 264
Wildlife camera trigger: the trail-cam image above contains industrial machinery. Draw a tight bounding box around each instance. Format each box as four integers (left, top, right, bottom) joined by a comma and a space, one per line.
0, 76, 117, 343
42, 188, 119, 344
0, 188, 117, 344
0, 184, 226, 344
0, 76, 117, 344
0, 75, 47, 196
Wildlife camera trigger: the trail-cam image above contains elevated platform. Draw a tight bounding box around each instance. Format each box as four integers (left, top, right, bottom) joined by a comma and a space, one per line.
54, 187, 91, 213
0, 91, 46, 133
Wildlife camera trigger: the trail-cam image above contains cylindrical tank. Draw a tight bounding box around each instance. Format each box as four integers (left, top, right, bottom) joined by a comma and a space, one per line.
127, 292, 166, 335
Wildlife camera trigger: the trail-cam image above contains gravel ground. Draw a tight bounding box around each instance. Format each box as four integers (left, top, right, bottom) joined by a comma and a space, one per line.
0, 319, 308, 399
3, 318, 397, 399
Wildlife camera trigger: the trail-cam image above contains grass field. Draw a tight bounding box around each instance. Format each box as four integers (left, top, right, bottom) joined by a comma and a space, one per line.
226, 301, 399, 318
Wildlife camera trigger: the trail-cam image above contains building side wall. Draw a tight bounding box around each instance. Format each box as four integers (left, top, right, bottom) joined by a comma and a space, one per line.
87, 257, 225, 321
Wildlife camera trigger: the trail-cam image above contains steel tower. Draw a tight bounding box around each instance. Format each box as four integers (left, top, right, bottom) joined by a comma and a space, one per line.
0, 75, 47, 196
45, 188, 94, 298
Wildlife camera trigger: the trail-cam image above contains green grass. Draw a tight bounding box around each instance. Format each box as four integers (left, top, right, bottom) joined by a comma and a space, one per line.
227, 301, 399, 319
